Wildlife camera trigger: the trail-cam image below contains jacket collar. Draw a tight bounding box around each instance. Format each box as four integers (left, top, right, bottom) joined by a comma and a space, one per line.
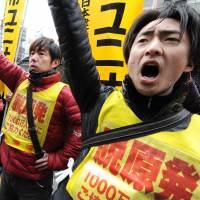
29, 69, 60, 86
28, 71, 61, 90
122, 73, 189, 121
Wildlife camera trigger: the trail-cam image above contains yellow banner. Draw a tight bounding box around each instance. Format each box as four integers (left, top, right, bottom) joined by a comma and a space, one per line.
3, 0, 27, 62
78, 0, 143, 87
1, 0, 27, 95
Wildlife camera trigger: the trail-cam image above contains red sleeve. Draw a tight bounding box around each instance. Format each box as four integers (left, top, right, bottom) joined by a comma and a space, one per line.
0, 54, 28, 91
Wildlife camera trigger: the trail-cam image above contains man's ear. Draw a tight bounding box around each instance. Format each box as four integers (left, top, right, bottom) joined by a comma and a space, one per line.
184, 60, 194, 73
51, 59, 61, 68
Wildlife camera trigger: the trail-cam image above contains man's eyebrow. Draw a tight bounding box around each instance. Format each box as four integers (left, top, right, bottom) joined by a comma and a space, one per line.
139, 29, 181, 36
37, 48, 47, 53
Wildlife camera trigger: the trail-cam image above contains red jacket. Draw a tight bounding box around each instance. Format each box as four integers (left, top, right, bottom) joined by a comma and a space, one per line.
0, 54, 81, 180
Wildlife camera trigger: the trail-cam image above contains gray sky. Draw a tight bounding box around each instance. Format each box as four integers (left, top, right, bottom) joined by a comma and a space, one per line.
0, 0, 6, 19
24, 0, 57, 40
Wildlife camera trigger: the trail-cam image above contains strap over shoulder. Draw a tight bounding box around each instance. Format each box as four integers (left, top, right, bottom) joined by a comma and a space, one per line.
82, 109, 191, 148
27, 84, 44, 159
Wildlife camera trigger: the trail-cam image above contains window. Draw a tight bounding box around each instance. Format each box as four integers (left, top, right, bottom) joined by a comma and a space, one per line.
144, 0, 154, 9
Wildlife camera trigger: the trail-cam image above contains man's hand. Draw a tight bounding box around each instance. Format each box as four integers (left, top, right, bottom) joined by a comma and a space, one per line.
35, 151, 49, 171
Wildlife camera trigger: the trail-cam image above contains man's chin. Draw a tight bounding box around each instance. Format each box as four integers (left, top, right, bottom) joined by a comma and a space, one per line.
29, 68, 39, 73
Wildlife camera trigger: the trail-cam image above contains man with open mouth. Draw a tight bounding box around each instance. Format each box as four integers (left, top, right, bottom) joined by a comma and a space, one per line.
49, 0, 200, 199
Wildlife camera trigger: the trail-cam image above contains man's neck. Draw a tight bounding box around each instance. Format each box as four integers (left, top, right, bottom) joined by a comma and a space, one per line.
122, 74, 189, 121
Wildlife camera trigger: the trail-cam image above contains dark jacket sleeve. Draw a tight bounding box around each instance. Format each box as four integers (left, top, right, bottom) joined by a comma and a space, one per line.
183, 80, 200, 114
48, 0, 102, 111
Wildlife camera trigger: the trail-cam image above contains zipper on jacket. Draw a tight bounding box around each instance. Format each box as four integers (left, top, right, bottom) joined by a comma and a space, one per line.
148, 97, 152, 109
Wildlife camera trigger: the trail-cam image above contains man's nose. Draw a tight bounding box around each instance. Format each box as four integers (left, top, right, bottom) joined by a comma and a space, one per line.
144, 38, 163, 56
30, 54, 38, 62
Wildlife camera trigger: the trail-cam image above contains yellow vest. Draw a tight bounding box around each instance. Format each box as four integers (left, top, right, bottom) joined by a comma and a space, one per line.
3, 79, 66, 153
67, 90, 200, 200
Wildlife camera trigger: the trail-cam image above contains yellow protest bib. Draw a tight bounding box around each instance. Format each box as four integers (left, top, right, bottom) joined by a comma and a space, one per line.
3, 80, 66, 153
67, 90, 200, 200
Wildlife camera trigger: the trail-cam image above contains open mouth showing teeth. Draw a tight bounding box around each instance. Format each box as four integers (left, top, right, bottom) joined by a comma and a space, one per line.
142, 64, 159, 77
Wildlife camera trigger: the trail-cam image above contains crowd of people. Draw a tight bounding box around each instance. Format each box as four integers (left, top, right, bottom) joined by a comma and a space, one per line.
0, 0, 200, 199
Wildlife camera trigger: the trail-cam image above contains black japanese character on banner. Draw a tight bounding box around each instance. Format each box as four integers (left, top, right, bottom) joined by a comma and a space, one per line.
95, 3, 126, 70
102, 73, 122, 87
3, 9, 18, 56
9, 0, 19, 6
5, 9, 17, 26
82, 0, 90, 7
95, 3, 126, 35
3, 42, 12, 56
82, 7, 90, 17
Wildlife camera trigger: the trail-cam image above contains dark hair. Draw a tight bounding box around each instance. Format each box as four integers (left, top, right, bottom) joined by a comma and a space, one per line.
123, 0, 200, 69
29, 36, 62, 62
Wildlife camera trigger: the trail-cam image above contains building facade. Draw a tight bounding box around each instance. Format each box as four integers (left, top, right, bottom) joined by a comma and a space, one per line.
144, 0, 200, 11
